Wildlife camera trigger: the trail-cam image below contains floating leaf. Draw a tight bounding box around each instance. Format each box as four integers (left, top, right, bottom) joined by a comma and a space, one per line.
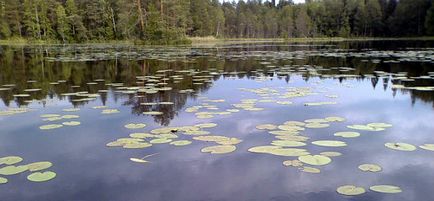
193, 135, 230, 142
369, 185, 402, 194
358, 164, 382, 172
0, 177, 7, 184
62, 121, 81, 126
337, 185, 366, 196
347, 124, 384, 131
216, 138, 242, 145
124, 123, 146, 129
201, 145, 236, 154
256, 124, 278, 130
143, 111, 163, 115
320, 152, 342, 157
27, 171, 56, 182
271, 140, 306, 147
419, 144, 434, 151
385, 142, 416, 151
283, 160, 303, 167
26, 161, 53, 172
0, 156, 23, 165
300, 167, 321, 173
123, 143, 152, 149
367, 123, 392, 128
39, 124, 63, 130
312, 140, 347, 147
101, 109, 120, 114
170, 140, 192, 146
195, 123, 217, 128
305, 123, 329, 128
268, 148, 310, 157
334, 131, 360, 138
298, 155, 332, 166
62, 115, 79, 119
150, 138, 172, 144
0, 165, 28, 175
247, 146, 281, 154
325, 116, 346, 122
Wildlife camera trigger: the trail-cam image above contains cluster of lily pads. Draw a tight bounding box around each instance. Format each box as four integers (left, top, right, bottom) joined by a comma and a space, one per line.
39, 113, 81, 130
107, 122, 242, 158
249, 117, 349, 173
0, 156, 56, 184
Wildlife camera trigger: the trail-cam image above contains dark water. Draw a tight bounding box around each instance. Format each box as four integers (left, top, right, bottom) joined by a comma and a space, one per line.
0, 41, 434, 201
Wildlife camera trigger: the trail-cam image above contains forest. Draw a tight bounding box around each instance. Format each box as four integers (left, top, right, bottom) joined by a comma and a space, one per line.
0, 0, 433, 44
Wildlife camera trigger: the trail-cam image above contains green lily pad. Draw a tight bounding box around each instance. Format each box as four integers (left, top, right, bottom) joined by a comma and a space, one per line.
305, 123, 329, 128
298, 155, 332, 166
170, 140, 192, 146
268, 148, 310, 157
62, 115, 79, 119
385, 142, 416, 151
26, 161, 53, 172
320, 151, 342, 157
27, 171, 56, 182
337, 185, 366, 196
123, 143, 152, 149
369, 185, 402, 194
325, 116, 346, 122
300, 166, 321, 173
39, 124, 63, 130
124, 123, 146, 129
0, 165, 28, 175
256, 124, 278, 130
0, 156, 23, 165
419, 144, 434, 151
334, 131, 360, 138
150, 138, 172, 144
101, 109, 120, 114
216, 138, 243, 145
193, 135, 230, 142
367, 123, 392, 128
201, 145, 236, 154
62, 121, 81, 126
247, 146, 282, 154
283, 160, 304, 167
195, 123, 217, 128
358, 164, 382, 172
143, 111, 163, 115
271, 140, 306, 147
0, 177, 7, 184
312, 140, 347, 147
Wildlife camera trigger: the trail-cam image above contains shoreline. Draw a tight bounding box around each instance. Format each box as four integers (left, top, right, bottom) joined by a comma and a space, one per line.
1, 37, 434, 46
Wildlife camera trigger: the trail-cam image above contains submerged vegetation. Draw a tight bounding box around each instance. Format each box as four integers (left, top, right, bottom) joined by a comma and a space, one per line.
0, 0, 433, 44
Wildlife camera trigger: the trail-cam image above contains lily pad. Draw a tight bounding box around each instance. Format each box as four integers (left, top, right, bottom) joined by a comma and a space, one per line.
0, 165, 28, 175
0, 156, 23, 165
27, 171, 56, 182
300, 166, 321, 173
62, 121, 81, 126
385, 142, 416, 151
312, 140, 347, 147
201, 145, 236, 154
150, 138, 172, 144
337, 185, 366, 196
271, 140, 306, 147
0, 177, 7, 184
320, 151, 342, 157
256, 124, 278, 130
39, 124, 63, 130
369, 185, 402, 194
358, 164, 382, 172
298, 155, 332, 166
419, 144, 434, 151
283, 160, 304, 167
170, 140, 192, 146
124, 123, 146, 129
26, 161, 53, 172
334, 131, 360, 138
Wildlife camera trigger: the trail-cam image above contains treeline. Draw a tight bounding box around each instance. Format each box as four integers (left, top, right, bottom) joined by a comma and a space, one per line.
0, 0, 433, 44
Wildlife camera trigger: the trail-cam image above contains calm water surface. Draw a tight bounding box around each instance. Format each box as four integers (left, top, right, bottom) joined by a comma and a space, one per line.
0, 41, 434, 201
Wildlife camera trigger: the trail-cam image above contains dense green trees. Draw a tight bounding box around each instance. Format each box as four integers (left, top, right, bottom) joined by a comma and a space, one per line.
0, 0, 432, 43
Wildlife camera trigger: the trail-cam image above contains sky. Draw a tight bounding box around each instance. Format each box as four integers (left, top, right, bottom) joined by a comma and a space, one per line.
220, 0, 305, 4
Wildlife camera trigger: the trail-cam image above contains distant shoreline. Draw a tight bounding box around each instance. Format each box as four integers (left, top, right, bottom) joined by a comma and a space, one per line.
1, 37, 434, 46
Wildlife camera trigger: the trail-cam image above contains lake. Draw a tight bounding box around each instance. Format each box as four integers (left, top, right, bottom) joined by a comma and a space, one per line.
0, 40, 434, 201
